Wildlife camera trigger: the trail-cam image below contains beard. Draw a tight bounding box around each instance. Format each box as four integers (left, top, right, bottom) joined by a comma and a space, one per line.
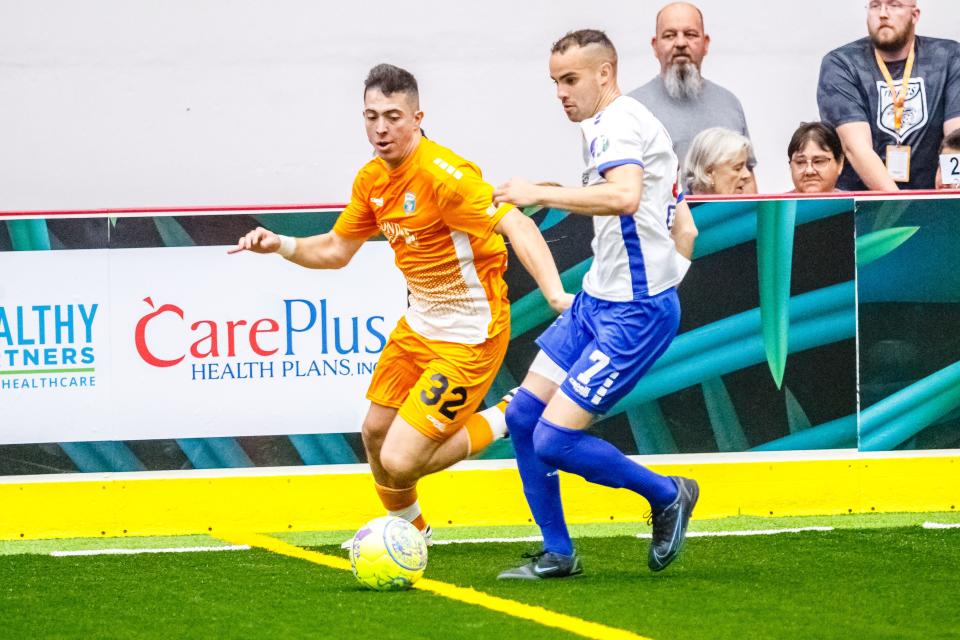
870, 23, 914, 53
663, 61, 704, 100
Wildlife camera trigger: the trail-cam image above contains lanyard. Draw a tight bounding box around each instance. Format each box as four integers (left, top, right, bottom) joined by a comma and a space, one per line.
874, 44, 916, 131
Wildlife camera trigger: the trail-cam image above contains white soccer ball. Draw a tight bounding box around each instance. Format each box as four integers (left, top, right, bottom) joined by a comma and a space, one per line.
349, 516, 428, 591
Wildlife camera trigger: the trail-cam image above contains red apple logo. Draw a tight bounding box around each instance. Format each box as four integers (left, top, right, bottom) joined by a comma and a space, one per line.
135, 297, 185, 367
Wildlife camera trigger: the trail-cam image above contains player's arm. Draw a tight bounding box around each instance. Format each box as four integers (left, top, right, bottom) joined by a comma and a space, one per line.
670, 199, 697, 260
229, 227, 366, 269
835, 122, 898, 192
494, 208, 572, 313
493, 164, 643, 217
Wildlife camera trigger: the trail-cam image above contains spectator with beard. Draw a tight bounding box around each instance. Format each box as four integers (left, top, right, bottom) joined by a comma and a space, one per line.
818, 1, 960, 191
629, 2, 755, 189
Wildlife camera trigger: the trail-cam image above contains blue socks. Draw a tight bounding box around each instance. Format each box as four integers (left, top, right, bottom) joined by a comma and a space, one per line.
533, 418, 679, 510
505, 388, 573, 556
506, 388, 680, 554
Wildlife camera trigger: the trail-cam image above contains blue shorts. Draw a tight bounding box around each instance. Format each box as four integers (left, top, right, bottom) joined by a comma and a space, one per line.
535, 288, 680, 414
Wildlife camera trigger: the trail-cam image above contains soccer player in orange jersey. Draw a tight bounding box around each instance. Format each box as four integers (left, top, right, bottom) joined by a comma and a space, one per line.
231, 64, 571, 540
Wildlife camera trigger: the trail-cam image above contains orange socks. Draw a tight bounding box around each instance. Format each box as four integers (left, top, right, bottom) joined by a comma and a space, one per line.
374, 482, 427, 531
372, 400, 512, 530
464, 402, 509, 456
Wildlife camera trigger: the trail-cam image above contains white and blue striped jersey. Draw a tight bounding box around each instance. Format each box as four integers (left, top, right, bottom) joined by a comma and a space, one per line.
579, 95, 686, 301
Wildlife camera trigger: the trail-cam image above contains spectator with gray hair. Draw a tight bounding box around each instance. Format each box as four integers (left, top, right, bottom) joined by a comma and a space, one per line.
683, 127, 754, 195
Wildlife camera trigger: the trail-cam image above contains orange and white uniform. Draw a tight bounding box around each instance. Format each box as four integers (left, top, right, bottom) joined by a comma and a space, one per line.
333, 137, 512, 440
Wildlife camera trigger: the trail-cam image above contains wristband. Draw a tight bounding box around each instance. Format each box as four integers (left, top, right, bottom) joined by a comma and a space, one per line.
276, 234, 297, 259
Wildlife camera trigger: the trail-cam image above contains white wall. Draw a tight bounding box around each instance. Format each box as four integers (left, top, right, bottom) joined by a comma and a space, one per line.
1, 0, 958, 209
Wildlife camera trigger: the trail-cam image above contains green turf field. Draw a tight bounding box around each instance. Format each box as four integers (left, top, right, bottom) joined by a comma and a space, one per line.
2, 513, 959, 639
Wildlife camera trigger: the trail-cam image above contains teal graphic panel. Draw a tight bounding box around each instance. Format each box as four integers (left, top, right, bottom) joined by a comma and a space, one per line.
2, 195, 958, 474
855, 197, 960, 451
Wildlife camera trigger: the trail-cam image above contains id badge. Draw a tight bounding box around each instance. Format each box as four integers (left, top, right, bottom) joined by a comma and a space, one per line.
940, 153, 960, 188
886, 145, 911, 183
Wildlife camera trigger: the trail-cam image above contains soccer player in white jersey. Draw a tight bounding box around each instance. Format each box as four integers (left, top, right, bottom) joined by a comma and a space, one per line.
492, 29, 700, 579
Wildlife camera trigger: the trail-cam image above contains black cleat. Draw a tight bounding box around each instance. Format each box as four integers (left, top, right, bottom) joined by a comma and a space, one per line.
497, 550, 583, 580
647, 476, 699, 572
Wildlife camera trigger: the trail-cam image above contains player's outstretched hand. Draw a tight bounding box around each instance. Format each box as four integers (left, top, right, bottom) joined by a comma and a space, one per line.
548, 292, 575, 314
228, 227, 280, 255
494, 177, 539, 208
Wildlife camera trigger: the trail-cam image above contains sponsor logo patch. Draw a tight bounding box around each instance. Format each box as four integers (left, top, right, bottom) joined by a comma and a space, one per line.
589, 135, 609, 158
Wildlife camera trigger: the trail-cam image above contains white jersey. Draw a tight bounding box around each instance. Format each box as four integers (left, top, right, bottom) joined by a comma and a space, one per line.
579, 95, 686, 301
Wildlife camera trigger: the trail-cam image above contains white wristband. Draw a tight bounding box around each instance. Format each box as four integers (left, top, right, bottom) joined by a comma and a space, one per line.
276, 234, 297, 259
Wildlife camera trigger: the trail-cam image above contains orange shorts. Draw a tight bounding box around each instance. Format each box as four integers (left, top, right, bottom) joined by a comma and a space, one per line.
366, 317, 510, 441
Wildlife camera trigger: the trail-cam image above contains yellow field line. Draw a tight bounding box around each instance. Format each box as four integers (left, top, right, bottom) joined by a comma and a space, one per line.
217, 531, 652, 640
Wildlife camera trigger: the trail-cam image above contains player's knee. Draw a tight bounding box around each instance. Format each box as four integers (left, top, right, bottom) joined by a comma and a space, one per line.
505, 388, 547, 438
532, 419, 580, 468
361, 417, 390, 451
379, 447, 419, 485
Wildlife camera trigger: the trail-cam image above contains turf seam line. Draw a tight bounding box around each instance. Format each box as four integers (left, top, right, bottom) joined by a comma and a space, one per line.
50, 545, 251, 557
215, 531, 654, 640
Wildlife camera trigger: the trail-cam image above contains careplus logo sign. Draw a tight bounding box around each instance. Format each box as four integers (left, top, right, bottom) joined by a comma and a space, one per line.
134, 297, 388, 382
0, 303, 99, 391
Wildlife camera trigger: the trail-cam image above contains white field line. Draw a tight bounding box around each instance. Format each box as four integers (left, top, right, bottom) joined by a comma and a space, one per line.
431, 536, 543, 546
436, 527, 837, 545
47, 523, 955, 556
636, 526, 835, 539
50, 545, 250, 557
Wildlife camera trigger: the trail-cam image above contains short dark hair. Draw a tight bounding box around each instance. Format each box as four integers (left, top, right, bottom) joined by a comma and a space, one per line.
941, 129, 960, 152
787, 122, 843, 161
551, 29, 618, 67
364, 63, 419, 103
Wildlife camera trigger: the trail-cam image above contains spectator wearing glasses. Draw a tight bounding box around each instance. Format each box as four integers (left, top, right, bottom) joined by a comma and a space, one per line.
936, 129, 960, 190
629, 3, 756, 191
817, 0, 960, 191
682, 127, 753, 195
788, 122, 845, 193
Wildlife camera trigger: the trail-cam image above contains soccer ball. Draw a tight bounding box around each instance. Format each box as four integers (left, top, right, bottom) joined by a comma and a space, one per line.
349, 516, 428, 591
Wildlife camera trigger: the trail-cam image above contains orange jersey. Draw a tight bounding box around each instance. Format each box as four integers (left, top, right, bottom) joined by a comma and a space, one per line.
333, 137, 512, 344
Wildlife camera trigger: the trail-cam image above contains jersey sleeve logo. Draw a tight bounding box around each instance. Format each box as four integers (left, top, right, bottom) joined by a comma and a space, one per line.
589, 135, 610, 158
